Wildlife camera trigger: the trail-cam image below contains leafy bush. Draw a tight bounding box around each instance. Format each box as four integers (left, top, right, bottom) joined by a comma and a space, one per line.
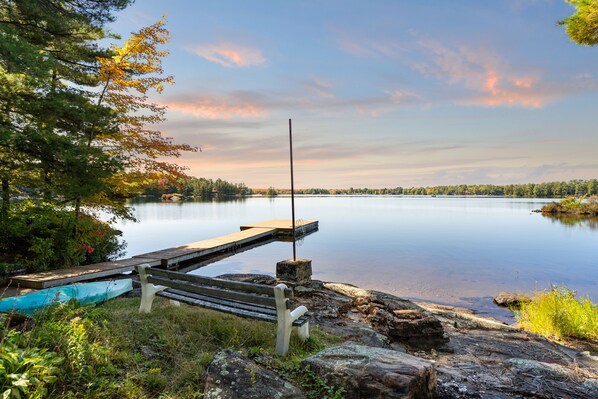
0, 332, 63, 399
517, 286, 598, 342
0, 201, 125, 272
29, 303, 113, 383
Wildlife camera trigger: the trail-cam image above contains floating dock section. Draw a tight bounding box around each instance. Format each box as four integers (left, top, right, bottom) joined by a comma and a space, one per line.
10, 219, 318, 289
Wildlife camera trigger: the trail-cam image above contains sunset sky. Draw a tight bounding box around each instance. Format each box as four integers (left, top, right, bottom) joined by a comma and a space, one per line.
109, 1, 598, 189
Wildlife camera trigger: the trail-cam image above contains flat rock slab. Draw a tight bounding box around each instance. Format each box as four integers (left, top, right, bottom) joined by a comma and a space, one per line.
203, 349, 305, 399
302, 343, 436, 399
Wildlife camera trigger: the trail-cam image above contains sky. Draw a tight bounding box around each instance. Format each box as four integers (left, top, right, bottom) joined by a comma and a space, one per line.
108, 0, 598, 189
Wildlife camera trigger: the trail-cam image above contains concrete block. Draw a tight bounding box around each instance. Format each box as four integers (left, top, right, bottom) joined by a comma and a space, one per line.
276, 258, 312, 284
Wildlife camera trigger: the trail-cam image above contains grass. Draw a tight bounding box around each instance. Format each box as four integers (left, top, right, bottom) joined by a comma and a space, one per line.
1, 297, 342, 398
516, 286, 598, 344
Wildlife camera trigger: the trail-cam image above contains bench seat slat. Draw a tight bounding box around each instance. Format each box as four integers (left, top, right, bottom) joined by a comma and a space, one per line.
158, 290, 277, 321
149, 268, 293, 298
157, 290, 309, 327
166, 288, 278, 315
148, 275, 277, 308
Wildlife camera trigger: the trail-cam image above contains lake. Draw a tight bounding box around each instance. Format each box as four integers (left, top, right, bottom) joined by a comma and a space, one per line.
112, 196, 597, 321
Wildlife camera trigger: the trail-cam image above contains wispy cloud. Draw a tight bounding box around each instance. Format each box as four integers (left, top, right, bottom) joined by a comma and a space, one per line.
337, 30, 597, 108
186, 43, 266, 67
337, 37, 401, 59
162, 94, 265, 119
304, 79, 335, 98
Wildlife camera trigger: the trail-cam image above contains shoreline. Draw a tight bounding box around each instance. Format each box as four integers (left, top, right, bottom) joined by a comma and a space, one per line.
212, 274, 597, 398
2, 273, 596, 398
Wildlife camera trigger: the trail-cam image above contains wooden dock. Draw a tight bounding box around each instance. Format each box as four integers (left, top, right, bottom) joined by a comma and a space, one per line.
240, 219, 319, 235
134, 227, 277, 268
10, 219, 318, 289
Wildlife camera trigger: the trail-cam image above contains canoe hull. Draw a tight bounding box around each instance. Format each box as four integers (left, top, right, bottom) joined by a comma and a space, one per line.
0, 279, 133, 315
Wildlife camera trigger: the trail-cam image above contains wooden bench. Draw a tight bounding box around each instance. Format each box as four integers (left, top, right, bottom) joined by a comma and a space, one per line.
136, 264, 310, 356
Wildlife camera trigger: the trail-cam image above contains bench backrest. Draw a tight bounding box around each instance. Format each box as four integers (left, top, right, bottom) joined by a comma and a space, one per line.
144, 267, 294, 308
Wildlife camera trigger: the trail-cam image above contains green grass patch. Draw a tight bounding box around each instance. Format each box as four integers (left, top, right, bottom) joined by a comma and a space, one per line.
516, 286, 598, 343
1, 297, 341, 398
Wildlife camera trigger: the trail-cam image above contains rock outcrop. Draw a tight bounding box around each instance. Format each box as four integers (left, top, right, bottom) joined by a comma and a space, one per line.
203, 349, 305, 399
302, 343, 437, 399
417, 302, 598, 399
213, 274, 598, 398
323, 283, 447, 348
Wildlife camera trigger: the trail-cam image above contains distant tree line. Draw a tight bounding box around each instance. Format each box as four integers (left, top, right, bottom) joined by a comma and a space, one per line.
144, 178, 252, 199
260, 180, 598, 198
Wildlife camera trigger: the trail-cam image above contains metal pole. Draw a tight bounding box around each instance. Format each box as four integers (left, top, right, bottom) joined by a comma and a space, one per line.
289, 118, 296, 261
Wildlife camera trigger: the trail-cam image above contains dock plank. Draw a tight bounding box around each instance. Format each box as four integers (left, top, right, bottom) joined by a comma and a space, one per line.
134, 227, 277, 267
10, 257, 160, 289
240, 219, 318, 233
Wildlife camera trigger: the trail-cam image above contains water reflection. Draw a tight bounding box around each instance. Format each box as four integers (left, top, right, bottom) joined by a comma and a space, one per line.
542, 214, 598, 230
129, 196, 248, 204
110, 197, 598, 317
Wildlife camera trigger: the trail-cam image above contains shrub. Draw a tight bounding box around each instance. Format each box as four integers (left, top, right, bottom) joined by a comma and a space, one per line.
516, 286, 598, 342
0, 200, 125, 272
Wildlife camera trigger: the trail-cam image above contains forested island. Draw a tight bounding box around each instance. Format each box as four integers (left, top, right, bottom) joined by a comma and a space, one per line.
542, 195, 598, 216
142, 178, 252, 198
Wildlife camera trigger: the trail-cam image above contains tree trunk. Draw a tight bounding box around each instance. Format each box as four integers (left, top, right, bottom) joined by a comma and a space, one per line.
1, 177, 9, 217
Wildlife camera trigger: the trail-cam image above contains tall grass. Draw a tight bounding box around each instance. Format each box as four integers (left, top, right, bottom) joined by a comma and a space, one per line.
516, 286, 598, 342
1, 297, 339, 398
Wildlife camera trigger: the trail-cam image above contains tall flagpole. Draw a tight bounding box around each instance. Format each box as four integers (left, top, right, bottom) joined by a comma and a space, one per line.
289, 119, 297, 261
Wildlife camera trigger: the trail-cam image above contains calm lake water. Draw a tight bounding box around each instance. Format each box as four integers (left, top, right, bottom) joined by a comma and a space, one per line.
112, 196, 597, 321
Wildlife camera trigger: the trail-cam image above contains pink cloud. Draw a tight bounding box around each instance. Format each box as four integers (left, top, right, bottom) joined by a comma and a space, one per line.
186, 43, 266, 67
164, 97, 265, 119
415, 39, 551, 108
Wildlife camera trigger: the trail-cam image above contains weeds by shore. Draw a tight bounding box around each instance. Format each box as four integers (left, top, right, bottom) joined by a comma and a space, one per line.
516, 286, 598, 344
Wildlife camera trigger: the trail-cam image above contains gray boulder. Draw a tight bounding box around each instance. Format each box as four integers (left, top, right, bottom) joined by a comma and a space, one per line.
203, 349, 305, 399
302, 343, 436, 399
493, 292, 531, 308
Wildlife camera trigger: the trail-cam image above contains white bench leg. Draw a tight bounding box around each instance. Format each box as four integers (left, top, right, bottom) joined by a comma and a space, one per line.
137, 264, 167, 314
140, 283, 158, 313
276, 320, 293, 356
297, 322, 309, 341
274, 284, 310, 356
